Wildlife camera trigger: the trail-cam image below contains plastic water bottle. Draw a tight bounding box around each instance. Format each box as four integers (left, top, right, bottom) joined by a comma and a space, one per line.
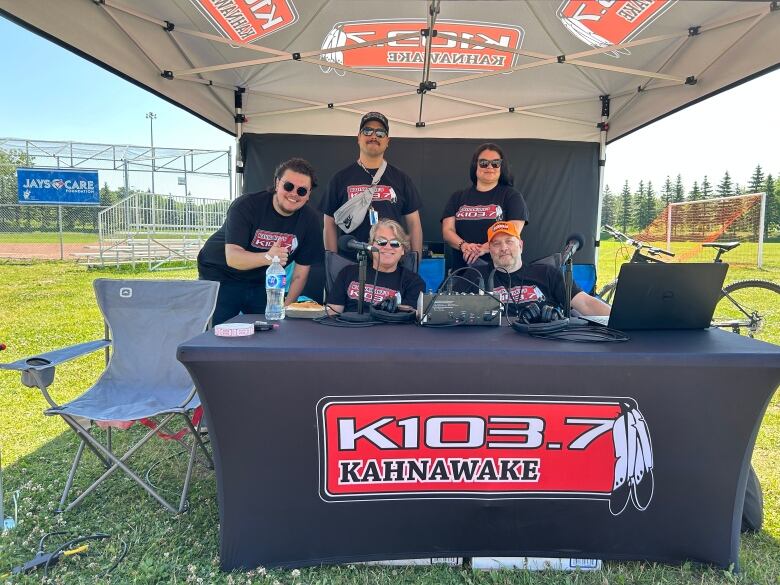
265, 256, 286, 320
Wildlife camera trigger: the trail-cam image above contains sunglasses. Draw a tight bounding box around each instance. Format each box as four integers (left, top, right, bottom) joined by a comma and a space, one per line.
373, 238, 402, 249
282, 181, 309, 197
360, 127, 388, 138
478, 158, 502, 169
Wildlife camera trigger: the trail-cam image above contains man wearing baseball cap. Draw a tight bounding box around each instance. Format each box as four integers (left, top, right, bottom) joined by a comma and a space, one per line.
464, 221, 610, 316
319, 111, 423, 260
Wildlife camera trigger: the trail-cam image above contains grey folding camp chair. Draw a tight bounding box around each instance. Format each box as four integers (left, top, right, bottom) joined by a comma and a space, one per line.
0, 279, 219, 514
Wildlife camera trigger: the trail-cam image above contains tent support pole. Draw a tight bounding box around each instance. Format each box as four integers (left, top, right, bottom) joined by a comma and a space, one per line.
595, 96, 610, 268
234, 88, 245, 199
416, 1, 440, 126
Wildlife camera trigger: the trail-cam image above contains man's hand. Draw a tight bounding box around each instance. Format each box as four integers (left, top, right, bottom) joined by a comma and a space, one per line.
266, 243, 289, 266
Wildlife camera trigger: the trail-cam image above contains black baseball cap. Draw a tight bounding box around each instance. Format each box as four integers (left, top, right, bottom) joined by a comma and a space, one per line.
359, 111, 389, 133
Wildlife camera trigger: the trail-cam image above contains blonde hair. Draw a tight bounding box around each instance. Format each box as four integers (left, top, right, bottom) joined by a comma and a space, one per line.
369, 218, 410, 252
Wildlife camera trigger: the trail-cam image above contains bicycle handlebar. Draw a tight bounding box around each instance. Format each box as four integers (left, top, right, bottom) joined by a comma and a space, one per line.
602, 225, 676, 258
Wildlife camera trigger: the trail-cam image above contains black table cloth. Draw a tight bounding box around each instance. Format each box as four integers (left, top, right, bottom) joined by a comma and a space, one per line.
177, 318, 780, 570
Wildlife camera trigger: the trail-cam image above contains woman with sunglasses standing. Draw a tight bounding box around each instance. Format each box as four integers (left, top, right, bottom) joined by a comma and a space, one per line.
441, 143, 529, 273
326, 219, 425, 316
198, 158, 324, 325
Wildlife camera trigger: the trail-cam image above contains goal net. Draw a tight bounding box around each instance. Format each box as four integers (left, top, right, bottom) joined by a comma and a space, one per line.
633, 192, 766, 267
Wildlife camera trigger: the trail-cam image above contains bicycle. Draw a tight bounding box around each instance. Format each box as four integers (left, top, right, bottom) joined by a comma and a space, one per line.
598, 225, 780, 341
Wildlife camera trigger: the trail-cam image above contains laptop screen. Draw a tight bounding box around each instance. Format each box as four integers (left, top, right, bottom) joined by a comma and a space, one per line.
604, 263, 728, 330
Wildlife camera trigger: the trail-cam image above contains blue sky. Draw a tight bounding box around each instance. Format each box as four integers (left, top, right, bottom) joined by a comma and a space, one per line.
1, 15, 778, 199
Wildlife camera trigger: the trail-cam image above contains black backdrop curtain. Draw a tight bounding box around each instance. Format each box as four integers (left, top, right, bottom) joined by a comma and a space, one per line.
240, 134, 599, 266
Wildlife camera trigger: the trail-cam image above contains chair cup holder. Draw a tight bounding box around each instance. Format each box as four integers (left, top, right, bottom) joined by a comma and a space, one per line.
22, 358, 55, 388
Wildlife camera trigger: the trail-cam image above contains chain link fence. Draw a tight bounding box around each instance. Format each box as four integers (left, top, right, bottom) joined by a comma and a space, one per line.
0, 203, 109, 260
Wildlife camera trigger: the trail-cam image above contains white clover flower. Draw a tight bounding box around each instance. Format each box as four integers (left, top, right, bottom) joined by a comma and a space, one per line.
291, 568, 301, 578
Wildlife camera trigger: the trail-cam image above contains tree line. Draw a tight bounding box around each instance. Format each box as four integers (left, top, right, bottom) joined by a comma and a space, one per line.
602, 165, 779, 238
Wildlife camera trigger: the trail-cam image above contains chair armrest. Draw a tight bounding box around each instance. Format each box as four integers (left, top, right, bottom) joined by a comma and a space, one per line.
0, 339, 111, 372
0, 339, 111, 404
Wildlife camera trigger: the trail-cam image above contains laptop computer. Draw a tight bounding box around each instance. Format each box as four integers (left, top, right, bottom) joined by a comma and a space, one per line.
583, 262, 728, 330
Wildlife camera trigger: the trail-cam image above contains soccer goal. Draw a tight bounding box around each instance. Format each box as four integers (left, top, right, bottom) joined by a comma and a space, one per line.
634, 192, 766, 267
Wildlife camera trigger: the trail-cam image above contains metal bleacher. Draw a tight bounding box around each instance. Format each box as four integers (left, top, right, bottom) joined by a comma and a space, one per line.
74, 192, 229, 270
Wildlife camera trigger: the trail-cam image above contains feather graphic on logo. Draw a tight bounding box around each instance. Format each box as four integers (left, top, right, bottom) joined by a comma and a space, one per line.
320, 24, 346, 76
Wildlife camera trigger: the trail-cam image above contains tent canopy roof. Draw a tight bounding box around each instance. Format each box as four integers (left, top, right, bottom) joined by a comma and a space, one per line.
2, 0, 778, 142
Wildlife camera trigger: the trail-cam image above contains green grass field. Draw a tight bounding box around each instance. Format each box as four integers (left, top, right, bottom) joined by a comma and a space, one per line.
0, 245, 778, 584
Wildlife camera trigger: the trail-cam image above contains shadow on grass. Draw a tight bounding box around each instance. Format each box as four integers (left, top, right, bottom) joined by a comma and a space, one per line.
1, 427, 779, 584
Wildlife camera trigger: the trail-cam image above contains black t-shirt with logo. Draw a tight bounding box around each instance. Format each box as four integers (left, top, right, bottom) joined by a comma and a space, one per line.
455, 263, 581, 315
320, 162, 422, 257
326, 264, 425, 312
441, 184, 529, 271
197, 190, 323, 283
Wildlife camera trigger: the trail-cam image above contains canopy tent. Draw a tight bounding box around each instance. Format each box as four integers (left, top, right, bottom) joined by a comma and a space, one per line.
2, 1, 778, 261
3, 1, 777, 140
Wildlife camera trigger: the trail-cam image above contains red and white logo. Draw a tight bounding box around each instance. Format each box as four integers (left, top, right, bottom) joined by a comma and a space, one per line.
320, 19, 524, 74
346, 282, 399, 305
493, 284, 543, 304
347, 185, 397, 203
250, 229, 298, 252
190, 0, 298, 44
52, 179, 65, 189
455, 204, 503, 221
557, 1, 676, 58
318, 395, 653, 515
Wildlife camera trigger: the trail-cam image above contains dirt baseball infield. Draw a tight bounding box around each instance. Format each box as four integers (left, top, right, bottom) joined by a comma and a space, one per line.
0, 242, 97, 260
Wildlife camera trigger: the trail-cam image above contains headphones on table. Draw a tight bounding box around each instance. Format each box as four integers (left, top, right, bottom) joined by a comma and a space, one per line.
370, 295, 416, 323
510, 301, 569, 334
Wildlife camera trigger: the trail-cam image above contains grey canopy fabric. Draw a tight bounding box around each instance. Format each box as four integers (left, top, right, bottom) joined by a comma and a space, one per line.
1, 1, 777, 143
47, 278, 219, 421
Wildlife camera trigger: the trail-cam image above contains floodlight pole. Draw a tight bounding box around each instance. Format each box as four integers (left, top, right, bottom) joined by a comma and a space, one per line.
146, 112, 157, 195
146, 112, 157, 234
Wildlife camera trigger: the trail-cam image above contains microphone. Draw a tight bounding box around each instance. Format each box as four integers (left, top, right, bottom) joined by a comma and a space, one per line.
560, 233, 584, 265
338, 235, 377, 254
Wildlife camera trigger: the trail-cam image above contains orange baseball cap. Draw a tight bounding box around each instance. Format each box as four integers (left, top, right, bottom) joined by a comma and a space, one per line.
487, 221, 521, 242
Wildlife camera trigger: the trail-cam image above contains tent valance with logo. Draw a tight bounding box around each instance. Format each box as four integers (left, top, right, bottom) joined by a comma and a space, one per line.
1, 0, 778, 256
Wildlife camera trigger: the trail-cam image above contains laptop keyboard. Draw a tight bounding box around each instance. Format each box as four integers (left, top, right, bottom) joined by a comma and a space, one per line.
582, 315, 609, 326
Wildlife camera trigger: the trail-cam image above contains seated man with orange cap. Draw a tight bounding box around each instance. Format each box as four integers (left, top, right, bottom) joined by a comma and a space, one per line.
459, 221, 610, 317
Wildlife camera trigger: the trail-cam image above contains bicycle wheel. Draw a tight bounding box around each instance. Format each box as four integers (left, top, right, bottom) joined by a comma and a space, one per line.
711, 280, 780, 342
597, 279, 618, 303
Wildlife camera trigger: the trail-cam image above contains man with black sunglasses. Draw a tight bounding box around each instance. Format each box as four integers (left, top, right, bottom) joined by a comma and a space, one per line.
198, 158, 324, 325
320, 111, 423, 261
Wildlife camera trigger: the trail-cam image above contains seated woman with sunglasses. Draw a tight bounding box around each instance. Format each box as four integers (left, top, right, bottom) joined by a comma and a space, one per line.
441, 142, 529, 273
198, 158, 324, 325
326, 219, 425, 316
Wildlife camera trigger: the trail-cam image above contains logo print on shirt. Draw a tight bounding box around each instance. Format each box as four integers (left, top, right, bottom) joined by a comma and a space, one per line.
455, 204, 503, 220
251, 230, 299, 252
347, 281, 400, 304
493, 285, 544, 304
347, 185, 397, 203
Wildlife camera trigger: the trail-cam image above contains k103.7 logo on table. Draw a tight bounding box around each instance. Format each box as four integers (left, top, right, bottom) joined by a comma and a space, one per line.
317, 396, 653, 515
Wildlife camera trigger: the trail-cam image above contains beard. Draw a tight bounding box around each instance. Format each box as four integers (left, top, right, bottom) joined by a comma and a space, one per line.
494, 253, 516, 269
